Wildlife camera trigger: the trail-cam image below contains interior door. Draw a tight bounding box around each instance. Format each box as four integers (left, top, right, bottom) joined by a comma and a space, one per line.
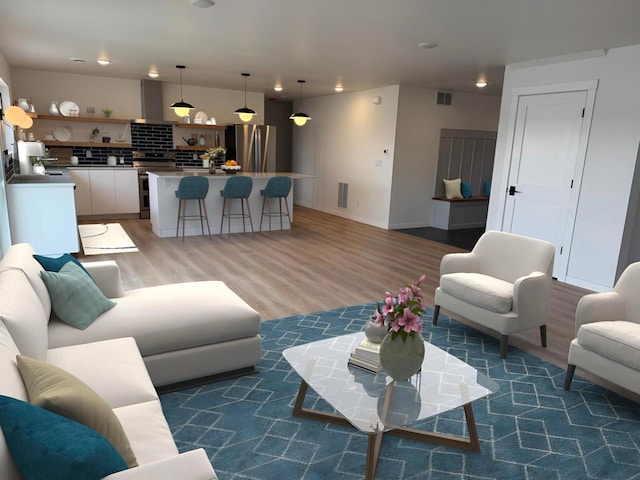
503, 90, 588, 279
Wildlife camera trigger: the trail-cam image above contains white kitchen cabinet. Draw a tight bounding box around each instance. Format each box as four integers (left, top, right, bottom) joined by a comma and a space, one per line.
7, 182, 79, 255
113, 170, 140, 214
90, 170, 117, 215
68, 168, 139, 216
68, 169, 92, 215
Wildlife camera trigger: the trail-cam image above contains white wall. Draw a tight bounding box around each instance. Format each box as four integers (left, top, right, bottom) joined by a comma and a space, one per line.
293, 85, 400, 229
489, 45, 640, 291
11, 69, 264, 124
293, 85, 500, 230
390, 87, 500, 229
0, 49, 13, 255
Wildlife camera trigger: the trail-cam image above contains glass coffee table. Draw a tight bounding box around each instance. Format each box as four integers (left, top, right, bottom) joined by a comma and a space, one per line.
283, 332, 499, 480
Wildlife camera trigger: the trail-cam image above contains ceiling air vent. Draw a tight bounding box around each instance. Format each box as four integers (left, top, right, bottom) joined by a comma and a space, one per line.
436, 91, 452, 105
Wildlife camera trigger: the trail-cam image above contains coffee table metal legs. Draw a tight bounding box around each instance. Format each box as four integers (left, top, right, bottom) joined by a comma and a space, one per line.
292, 379, 481, 479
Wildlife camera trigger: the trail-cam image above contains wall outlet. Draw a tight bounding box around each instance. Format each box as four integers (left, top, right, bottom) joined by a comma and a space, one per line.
193, 153, 198, 160
85, 150, 92, 158
119, 157, 124, 164
375, 159, 383, 167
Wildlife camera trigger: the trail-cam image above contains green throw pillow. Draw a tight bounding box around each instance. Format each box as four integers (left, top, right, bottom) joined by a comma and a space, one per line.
33, 253, 92, 277
17, 355, 138, 468
0, 394, 127, 480
40, 262, 116, 330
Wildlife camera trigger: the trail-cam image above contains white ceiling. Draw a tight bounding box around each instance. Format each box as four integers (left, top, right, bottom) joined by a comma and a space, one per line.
1, 0, 640, 100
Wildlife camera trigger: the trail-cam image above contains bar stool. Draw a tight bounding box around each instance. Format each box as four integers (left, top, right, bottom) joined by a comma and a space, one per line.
219, 176, 254, 236
175, 176, 211, 241
259, 176, 292, 231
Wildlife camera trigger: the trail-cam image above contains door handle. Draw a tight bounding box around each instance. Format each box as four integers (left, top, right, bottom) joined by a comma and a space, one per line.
508, 185, 521, 196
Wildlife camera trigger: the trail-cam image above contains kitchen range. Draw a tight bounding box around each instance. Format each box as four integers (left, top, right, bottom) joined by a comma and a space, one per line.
132, 151, 180, 219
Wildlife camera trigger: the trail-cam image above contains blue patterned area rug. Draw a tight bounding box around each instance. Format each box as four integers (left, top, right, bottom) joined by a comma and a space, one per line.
160, 304, 640, 479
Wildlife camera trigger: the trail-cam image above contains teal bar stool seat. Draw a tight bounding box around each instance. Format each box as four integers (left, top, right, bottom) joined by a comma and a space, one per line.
175, 176, 211, 241
219, 176, 254, 236
259, 176, 292, 231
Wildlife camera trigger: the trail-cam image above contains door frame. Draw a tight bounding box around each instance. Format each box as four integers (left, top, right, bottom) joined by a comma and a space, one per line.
500, 80, 598, 281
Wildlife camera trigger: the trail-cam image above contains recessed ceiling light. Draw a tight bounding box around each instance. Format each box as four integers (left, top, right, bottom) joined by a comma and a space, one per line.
190, 0, 215, 7
97, 58, 111, 66
418, 42, 438, 49
69, 58, 86, 63
274, 85, 283, 92
476, 81, 488, 88
334, 86, 344, 93
148, 71, 159, 78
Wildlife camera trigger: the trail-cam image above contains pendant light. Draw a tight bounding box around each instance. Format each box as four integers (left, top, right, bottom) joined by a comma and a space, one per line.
234, 73, 256, 122
290, 80, 311, 126
170, 65, 195, 117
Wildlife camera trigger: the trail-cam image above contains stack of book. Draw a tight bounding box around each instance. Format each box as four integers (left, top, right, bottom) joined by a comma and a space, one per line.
348, 338, 383, 373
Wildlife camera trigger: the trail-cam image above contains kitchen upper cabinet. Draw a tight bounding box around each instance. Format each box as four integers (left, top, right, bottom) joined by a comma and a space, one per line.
68, 168, 139, 216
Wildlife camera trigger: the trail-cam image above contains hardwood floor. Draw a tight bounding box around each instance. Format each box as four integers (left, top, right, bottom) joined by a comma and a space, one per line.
77, 206, 637, 401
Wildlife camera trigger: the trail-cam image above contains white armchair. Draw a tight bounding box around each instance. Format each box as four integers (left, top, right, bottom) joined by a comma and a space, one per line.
564, 262, 640, 395
433, 230, 555, 358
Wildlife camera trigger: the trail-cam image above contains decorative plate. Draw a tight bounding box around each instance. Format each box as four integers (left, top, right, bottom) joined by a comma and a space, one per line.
59, 100, 80, 117
195, 111, 208, 124
53, 126, 71, 142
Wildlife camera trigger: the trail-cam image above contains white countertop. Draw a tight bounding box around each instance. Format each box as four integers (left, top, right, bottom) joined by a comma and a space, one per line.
148, 170, 313, 179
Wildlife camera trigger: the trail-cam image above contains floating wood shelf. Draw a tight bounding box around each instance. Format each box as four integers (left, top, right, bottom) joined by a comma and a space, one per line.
43, 141, 131, 148
175, 123, 226, 130
35, 114, 130, 124
175, 145, 211, 151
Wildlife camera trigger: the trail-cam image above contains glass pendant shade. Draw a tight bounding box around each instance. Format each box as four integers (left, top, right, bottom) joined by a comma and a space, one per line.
235, 73, 256, 122
170, 65, 194, 117
19, 115, 33, 129
5, 106, 27, 126
291, 80, 311, 126
290, 112, 311, 126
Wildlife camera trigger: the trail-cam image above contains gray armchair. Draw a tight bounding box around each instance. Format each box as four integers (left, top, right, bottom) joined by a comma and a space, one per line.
433, 230, 555, 358
564, 262, 640, 395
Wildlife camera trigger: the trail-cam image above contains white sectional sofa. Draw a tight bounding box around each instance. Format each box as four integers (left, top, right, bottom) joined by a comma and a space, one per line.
1, 243, 262, 387
0, 243, 262, 478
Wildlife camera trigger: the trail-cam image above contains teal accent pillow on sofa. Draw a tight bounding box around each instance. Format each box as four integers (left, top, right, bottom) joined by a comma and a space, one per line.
460, 181, 472, 198
40, 262, 116, 330
0, 394, 127, 480
33, 253, 90, 276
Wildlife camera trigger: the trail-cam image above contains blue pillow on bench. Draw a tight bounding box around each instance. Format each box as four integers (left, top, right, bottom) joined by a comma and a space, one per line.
460, 181, 472, 198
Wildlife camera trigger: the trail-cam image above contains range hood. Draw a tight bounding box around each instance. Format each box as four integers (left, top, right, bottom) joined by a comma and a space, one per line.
136, 80, 176, 124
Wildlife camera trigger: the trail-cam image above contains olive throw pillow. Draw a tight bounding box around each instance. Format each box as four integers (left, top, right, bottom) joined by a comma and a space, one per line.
40, 261, 116, 330
0, 394, 127, 480
443, 178, 463, 199
16, 355, 138, 468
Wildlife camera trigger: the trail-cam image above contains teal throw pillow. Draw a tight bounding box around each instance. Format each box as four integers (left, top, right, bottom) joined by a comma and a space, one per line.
40, 262, 116, 330
33, 253, 90, 277
483, 181, 491, 196
460, 181, 472, 198
0, 395, 127, 480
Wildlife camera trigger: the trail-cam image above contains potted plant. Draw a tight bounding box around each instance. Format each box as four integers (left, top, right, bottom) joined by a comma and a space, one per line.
90, 127, 100, 143
101, 108, 113, 118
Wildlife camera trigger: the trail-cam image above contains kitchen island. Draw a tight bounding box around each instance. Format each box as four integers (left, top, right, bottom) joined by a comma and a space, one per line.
148, 170, 312, 237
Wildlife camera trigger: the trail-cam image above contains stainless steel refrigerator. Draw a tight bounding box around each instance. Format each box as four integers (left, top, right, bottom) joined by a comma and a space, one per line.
225, 124, 277, 172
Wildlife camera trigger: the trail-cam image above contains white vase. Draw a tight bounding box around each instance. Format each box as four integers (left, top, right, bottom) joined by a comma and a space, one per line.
379, 332, 425, 382
48, 101, 59, 115
18, 98, 29, 111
